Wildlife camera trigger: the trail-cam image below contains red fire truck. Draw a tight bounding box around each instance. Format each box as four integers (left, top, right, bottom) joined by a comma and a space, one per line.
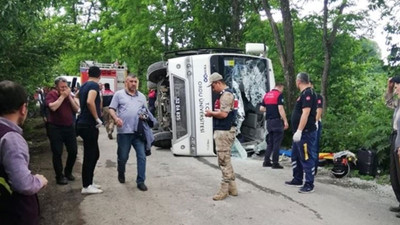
80, 61, 128, 92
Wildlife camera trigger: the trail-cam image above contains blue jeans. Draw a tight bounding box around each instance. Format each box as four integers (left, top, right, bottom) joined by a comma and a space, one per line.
117, 133, 146, 184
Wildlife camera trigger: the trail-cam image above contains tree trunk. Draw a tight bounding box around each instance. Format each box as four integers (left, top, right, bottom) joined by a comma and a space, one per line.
164, 24, 169, 50
85, 1, 95, 30
164, 0, 169, 50
280, 0, 296, 111
321, 50, 330, 113
321, 0, 348, 113
321, 0, 330, 113
262, 0, 296, 111
231, 0, 243, 48
250, 0, 261, 13
72, 3, 77, 25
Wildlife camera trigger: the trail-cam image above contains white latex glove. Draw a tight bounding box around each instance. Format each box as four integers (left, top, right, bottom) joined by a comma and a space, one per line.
315, 121, 319, 130
96, 118, 103, 128
293, 130, 302, 142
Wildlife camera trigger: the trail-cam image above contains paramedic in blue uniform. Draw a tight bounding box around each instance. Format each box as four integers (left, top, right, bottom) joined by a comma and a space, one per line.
285, 72, 317, 193
259, 83, 289, 169
205, 72, 238, 201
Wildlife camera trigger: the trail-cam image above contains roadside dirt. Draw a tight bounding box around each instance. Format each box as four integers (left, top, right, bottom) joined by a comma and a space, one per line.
25, 118, 84, 225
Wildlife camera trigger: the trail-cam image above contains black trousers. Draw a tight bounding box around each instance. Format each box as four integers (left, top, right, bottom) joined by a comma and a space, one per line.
77, 125, 99, 188
264, 118, 284, 164
48, 124, 77, 178
390, 131, 400, 204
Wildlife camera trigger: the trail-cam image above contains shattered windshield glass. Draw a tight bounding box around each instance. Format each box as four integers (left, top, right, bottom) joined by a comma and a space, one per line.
211, 55, 269, 133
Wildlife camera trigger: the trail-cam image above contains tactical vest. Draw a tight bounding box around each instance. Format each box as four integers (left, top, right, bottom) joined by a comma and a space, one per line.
262, 89, 282, 119
213, 88, 238, 130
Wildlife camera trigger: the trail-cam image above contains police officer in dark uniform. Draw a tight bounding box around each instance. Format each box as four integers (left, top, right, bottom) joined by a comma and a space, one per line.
285, 72, 317, 193
260, 83, 289, 169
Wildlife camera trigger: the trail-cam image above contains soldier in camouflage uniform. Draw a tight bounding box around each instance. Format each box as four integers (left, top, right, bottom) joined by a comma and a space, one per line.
205, 72, 238, 201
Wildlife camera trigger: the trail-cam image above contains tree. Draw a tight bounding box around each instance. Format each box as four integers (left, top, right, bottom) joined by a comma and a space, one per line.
0, 0, 64, 90
321, 0, 349, 112
377, 0, 400, 73
261, 0, 296, 110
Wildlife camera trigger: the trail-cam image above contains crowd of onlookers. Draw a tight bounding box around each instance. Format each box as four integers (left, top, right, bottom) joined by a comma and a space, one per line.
1, 70, 400, 225
0, 66, 157, 225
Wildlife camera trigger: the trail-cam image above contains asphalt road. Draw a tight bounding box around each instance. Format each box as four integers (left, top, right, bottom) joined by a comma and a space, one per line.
76, 128, 399, 225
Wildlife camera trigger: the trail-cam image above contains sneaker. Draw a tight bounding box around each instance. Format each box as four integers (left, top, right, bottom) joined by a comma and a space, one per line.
263, 161, 272, 167
285, 180, 303, 187
92, 183, 102, 189
298, 185, 314, 193
272, 163, 284, 169
81, 185, 103, 194
137, 183, 148, 191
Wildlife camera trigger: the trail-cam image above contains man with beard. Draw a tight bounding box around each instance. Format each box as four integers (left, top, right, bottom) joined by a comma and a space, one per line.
109, 74, 150, 191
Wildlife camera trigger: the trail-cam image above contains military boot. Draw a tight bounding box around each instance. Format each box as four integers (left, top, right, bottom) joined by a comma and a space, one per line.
212, 182, 229, 201
228, 180, 238, 196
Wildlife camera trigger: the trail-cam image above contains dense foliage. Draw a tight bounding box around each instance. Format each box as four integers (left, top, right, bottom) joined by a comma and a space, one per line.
1, 0, 399, 171
0, 0, 64, 90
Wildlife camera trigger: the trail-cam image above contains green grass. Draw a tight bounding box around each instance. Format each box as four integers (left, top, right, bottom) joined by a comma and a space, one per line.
375, 174, 391, 185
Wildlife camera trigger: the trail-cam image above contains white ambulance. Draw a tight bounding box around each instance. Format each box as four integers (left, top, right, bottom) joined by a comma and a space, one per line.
147, 44, 275, 156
